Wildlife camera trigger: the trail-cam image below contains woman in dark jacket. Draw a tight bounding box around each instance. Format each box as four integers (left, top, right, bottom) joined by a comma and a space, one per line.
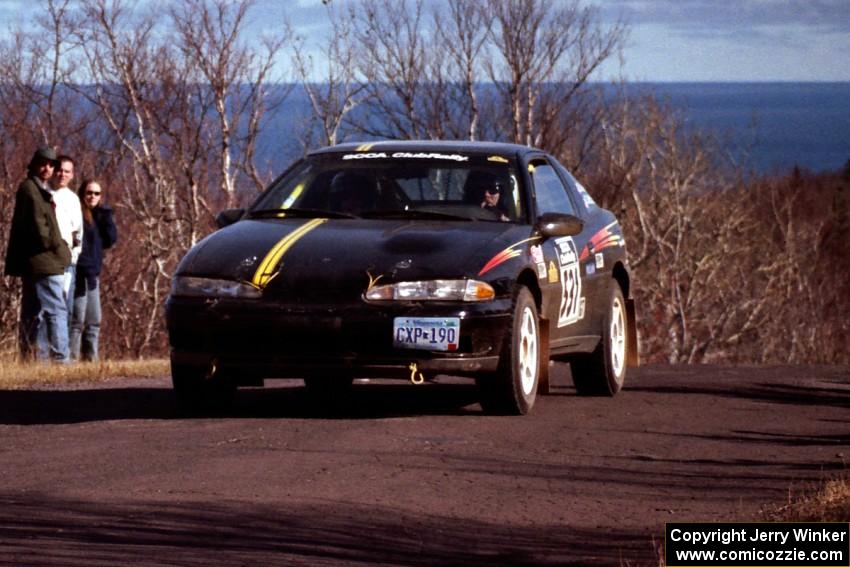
70, 180, 117, 361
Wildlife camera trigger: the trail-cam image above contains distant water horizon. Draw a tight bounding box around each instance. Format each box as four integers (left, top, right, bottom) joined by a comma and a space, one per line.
261, 81, 850, 176
631, 82, 850, 174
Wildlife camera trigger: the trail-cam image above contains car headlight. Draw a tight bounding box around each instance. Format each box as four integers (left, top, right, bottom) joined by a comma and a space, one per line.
171, 276, 261, 299
364, 279, 495, 302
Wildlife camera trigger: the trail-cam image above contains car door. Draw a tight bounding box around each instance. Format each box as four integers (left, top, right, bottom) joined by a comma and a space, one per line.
525, 155, 596, 342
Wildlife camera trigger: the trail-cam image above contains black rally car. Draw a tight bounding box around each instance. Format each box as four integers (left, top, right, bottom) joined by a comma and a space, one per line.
166, 141, 638, 414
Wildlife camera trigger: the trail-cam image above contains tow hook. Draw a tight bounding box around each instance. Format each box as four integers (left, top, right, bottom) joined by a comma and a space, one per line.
205, 358, 218, 380
408, 362, 425, 385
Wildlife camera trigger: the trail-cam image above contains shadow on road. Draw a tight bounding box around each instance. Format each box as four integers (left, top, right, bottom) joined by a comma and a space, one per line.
652, 428, 850, 450
629, 370, 850, 409
0, 493, 658, 566
0, 382, 489, 425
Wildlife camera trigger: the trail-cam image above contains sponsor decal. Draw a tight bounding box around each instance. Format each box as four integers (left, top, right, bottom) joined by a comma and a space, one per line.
547, 260, 559, 283
575, 181, 597, 209
554, 236, 583, 327
392, 152, 469, 161
529, 244, 544, 264
342, 152, 469, 162
365, 271, 384, 292
252, 218, 327, 288
487, 155, 509, 163
536, 262, 547, 279
342, 152, 387, 160
477, 236, 542, 276
595, 252, 604, 269
578, 221, 623, 262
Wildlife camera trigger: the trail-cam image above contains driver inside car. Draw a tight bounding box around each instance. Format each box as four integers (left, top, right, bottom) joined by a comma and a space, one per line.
328, 171, 376, 213
479, 180, 509, 222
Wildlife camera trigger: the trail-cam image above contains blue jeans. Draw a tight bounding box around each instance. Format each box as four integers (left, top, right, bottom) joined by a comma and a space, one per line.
20, 274, 70, 362
64, 264, 76, 327
70, 277, 101, 362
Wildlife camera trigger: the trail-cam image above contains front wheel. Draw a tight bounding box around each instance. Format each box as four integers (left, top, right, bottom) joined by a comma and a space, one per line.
478, 286, 541, 415
571, 283, 628, 396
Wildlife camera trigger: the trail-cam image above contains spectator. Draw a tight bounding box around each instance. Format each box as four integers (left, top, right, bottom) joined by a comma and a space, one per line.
50, 155, 83, 318
70, 180, 117, 362
4, 146, 72, 362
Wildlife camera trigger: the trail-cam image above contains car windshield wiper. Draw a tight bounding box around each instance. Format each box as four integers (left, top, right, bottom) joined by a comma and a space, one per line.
248, 207, 359, 219
361, 208, 473, 221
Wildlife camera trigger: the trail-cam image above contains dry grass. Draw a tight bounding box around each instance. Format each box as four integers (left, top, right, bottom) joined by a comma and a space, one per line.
763, 476, 850, 522
0, 357, 169, 390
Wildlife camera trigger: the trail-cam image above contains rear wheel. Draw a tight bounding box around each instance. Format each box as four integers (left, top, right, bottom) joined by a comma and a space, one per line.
478, 286, 540, 415
171, 361, 236, 414
571, 284, 627, 396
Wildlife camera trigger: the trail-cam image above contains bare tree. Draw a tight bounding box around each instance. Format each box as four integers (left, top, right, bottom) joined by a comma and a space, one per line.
432, 0, 491, 140
349, 0, 437, 139
344, 0, 624, 147
170, 0, 291, 204
73, 0, 209, 355
583, 95, 751, 363
293, 3, 366, 147
65, 0, 291, 356
486, 0, 626, 148
0, 0, 97, 353
738, 173, 850, 364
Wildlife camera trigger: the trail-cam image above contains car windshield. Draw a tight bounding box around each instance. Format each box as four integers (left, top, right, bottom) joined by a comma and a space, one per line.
250, 152, 524, 222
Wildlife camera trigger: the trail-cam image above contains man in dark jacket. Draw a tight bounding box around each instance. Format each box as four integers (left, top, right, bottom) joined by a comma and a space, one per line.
4, 147, 72, 362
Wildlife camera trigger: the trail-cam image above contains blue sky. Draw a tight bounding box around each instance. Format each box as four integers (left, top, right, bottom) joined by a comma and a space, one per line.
2, 0, 848, 82
253, 0, 850, 82
597, 0, 850, 81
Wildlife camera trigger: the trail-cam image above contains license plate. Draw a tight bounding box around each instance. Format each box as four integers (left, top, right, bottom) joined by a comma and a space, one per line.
393, 317, 460, 351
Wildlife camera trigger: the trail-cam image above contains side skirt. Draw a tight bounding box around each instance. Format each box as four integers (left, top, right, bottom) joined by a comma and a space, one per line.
550, 335, 601, 357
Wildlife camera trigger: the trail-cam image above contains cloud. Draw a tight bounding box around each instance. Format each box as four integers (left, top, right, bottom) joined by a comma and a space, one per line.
601, 0, 850, 35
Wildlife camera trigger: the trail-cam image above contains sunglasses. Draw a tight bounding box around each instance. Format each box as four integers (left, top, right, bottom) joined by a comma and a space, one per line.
485, 187, 501, 195
85, 191, 102, 196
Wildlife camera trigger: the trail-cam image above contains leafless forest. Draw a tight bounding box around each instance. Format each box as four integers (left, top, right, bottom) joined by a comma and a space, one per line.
1, 0, 847, 364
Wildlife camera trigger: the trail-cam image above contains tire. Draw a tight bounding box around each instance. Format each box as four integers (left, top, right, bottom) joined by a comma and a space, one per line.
172, 361, 236, 414
571, 283, 628, 396
477, 286, 541, 415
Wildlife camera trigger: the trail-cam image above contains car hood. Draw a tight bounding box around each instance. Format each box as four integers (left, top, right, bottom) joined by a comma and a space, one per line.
177, 218, 530, 300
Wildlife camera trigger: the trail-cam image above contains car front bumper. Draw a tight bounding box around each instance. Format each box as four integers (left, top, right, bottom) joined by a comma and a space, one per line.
166, 296, 513, 381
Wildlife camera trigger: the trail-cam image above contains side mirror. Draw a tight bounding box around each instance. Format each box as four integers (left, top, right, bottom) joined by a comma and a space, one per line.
535, 212, 584, 238
215, 208, 245, 229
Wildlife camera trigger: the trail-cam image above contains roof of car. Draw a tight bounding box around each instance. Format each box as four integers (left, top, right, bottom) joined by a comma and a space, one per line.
308, 140, 541, 158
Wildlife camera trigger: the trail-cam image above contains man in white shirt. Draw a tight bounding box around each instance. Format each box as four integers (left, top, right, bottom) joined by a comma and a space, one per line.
50, 155, 83, 316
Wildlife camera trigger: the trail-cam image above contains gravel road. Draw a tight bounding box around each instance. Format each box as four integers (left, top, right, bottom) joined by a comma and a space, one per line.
1, 363, 848, 566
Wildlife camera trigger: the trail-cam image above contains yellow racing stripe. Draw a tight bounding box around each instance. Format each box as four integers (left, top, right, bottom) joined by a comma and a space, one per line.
252, 218, 327, 288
